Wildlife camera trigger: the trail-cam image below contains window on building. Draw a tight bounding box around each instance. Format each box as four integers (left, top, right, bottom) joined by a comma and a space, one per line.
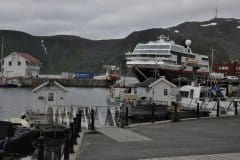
164, 89, 168, 96
8, 61, 12, 66
48, 93, 54, 101
18, 61, 21, 66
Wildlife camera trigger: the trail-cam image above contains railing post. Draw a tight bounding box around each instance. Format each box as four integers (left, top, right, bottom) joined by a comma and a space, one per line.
216, 100, 220, 117
37, 136, 45, 160
70, 122, 77, 145
69, 123, 75, 153
151, 103, 155, 123
64, 129, 70, 160
0, 150, 5, 160
234, 101, 238, 116
125, 106, 129, 126
196, 102, 200, 118
90, 108, 95, 132
73, 117, 79, 138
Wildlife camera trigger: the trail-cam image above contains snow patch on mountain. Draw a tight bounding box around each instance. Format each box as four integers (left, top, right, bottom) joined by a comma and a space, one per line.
200, 23, 217, 27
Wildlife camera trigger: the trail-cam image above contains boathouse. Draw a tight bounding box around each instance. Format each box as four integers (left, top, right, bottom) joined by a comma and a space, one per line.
1, 52, 41, 78
137, 77, 177, 106
32, 80, 67, 114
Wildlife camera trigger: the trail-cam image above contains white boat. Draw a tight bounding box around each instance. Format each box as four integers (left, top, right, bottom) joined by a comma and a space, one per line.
125, 35, 210, 82
178, 82, 239, 116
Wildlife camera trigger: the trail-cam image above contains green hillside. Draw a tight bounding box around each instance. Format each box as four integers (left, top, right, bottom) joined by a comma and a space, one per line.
1, 18, 240, 75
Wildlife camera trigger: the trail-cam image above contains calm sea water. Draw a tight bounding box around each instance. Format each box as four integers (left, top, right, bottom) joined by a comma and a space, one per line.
0, 87, 109, 120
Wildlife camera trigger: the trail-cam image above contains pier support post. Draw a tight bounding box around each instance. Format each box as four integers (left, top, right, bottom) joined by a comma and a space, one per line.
37, 136, 45, 160
234, 101, 238, 116
196, 102, 200, 118
151, 103, 155, 123
90, 108, 95, 132
216, 100, 220, 117
64, 129, 70, 160
125, 106, 129, 126
0, 150, 5, 160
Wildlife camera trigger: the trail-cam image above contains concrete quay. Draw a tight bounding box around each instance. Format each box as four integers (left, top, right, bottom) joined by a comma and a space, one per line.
18, 77, 113, 87
76, 116, 240, 160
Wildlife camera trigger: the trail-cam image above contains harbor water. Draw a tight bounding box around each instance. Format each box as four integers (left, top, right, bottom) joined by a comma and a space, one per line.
0, 87, 109, 120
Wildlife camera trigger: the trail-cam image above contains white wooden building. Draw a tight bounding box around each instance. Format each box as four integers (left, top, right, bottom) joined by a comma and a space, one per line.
137, 77, 178, 106
32, 81, 68, 114
1, 52, 41, 77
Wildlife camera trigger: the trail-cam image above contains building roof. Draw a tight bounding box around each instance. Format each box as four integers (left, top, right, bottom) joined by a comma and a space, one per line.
32, 80, 68, 93
138, 77, 176, 88
17, 52, 41, 63
138, 78, 158, 87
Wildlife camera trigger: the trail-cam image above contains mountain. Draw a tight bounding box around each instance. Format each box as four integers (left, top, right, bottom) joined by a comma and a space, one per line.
1, 18, 240, 74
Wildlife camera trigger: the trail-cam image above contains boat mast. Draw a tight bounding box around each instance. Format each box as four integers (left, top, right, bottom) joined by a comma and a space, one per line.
1, 37, 3, 76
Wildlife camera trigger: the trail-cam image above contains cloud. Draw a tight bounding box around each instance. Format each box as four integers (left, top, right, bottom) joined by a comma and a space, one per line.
0, 0, 239, 40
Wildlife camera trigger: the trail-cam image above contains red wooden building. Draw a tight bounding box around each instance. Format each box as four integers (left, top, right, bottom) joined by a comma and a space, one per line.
213, 61, 240, 77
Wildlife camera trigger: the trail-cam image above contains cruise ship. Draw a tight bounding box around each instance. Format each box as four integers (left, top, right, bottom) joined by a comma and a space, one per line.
125, 35, 210, 82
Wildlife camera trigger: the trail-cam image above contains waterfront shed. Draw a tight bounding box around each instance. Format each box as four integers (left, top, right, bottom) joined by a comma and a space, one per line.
137, 77, 177, 106
1, 52, 41, 78
32, 80, 67, 114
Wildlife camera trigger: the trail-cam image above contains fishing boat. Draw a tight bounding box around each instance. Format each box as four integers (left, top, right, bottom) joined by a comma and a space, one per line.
125, 35, 210, 82
178, 82, 239, 116
0, 78, 21, 87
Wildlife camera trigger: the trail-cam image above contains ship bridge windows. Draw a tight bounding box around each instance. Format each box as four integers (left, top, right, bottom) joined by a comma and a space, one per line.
133, 49, 169, 54
135, 45, 170, 50
135, 44, 145, 49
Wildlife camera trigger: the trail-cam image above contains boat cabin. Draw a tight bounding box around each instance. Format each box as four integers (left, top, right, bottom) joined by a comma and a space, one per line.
32, 80, 67, 114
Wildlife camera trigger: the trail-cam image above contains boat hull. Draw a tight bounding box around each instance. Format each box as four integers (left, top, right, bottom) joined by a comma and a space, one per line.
131, 67, 209, 82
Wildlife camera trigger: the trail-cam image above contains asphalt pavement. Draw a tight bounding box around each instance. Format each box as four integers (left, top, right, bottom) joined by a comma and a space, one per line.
77, 116, 240, 160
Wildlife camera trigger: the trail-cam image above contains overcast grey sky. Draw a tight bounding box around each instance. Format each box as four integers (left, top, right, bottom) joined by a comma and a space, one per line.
0, 0, 239, 40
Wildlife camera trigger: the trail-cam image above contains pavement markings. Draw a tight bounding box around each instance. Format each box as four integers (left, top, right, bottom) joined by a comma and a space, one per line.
97, 127, 152, 142
139, 152, 240, 160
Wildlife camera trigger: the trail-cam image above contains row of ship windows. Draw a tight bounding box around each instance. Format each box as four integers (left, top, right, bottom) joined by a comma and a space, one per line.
218, 66, 240, 70
135, 45, 170, 49
126, 54, 171, 58
133, 49, 169, 53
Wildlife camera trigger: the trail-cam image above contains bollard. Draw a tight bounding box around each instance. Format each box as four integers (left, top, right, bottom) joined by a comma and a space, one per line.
125, 107, 129, 126
73, 117, 79, 138
196, 102, 200, 118
64, 129, 70, 160
0, 150, 5, 160
90, 109, 95, 131
78, 110, 82, 132
216, 100, 220, 117
37, 136, 45, 160
151, 103, 155, 123
69, 123, 75, 153
234, 101, 238, 116
70, 122, 77, 145
172, 102, 180, 122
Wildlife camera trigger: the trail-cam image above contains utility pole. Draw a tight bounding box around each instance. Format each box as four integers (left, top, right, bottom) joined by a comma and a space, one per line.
1, 37, 3, 75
